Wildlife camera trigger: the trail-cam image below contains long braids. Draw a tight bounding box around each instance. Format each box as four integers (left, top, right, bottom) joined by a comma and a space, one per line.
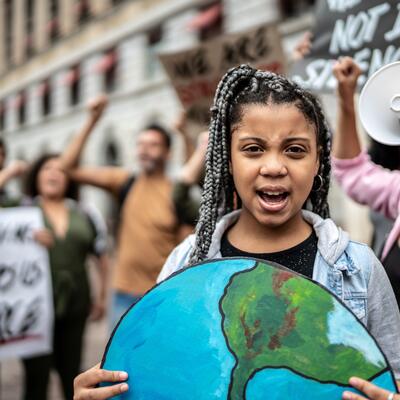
189, 65, 331, 266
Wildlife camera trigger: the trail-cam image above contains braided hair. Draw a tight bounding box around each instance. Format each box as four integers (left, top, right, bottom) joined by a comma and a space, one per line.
189, 65, 331, 265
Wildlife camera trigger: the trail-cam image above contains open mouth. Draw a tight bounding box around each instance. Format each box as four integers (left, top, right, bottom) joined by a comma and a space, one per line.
256, 190, 290, 212
257, 191, 289, 203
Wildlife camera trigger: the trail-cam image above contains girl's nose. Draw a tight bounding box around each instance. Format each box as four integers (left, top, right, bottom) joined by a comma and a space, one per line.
259, 155, 287, 177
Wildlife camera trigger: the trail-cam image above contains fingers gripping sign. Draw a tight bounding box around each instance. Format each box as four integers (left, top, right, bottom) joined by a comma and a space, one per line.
342, 377, 399, 400
73, 363, 129, 400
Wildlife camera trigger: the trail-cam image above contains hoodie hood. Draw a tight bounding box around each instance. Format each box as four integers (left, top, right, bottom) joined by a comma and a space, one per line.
206, 209, 350, 268
157, 209, 352, 284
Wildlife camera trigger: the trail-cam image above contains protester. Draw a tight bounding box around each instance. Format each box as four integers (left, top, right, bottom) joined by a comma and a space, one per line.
331, 57, 400, 309
61, 96, 192, 330
368, 140, 400, 255
73, 65, 400, 399
0, 153, 109, 400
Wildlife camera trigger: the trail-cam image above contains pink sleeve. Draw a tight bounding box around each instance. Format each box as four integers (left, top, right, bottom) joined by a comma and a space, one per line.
331, 151, 400, 221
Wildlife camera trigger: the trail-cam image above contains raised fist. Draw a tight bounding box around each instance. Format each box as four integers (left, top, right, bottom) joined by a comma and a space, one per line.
87, 94, 108, 122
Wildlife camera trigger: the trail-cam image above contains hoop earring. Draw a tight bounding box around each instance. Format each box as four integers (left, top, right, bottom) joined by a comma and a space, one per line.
312, 175, 323, 192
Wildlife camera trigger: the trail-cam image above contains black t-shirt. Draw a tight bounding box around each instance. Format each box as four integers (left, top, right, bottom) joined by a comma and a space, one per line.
220, 230, 318, 278
383, 243, 400, 309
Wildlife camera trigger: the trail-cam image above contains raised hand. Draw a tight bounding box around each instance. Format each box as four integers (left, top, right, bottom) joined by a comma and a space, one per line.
292, 31, 313, 61
87, 94, 108, 123
333, 57, 362, 107
6, 160, 29, 178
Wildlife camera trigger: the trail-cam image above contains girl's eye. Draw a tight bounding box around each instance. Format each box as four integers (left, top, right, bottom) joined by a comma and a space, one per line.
243, 145, 263, 153
286, 146, 306, 155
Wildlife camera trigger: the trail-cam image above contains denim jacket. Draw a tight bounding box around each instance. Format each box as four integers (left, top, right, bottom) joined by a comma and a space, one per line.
158, 210, 400, 378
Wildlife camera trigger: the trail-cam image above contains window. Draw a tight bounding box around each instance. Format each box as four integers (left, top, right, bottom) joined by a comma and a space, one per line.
146, 25, 164, 78
25, 0, 35, 57
70, 66, 80, 105
104, 140, 120, 166
279, 0, 316, 18
198, 2, 223, 42
15, 91, 26, 126
4, 0, 13, 65
96, 48, 118, 93
48, 0, 59, 43
75, 0, 91, 24
63, 65, 81, 106
38, 79, 52, 116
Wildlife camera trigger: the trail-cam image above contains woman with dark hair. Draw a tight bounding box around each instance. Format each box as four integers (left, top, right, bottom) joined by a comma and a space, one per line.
1, 153, 109, 400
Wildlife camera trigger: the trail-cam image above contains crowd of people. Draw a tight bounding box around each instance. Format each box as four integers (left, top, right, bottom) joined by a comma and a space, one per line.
1, 38, 399, 400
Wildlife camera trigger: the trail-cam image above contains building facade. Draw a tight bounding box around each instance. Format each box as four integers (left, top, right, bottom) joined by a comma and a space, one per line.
0, 0, 316, 206
1, 0, 370, 244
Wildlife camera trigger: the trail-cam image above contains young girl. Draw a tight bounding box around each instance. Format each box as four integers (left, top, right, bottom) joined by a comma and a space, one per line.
73, 65, 400, 400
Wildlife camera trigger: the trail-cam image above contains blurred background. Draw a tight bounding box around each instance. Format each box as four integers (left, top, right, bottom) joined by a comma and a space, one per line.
0, 0, 321, 220
0, 0, 376, 398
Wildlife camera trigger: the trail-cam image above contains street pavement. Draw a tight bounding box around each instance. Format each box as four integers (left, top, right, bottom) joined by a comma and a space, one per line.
0, 318, 109, 400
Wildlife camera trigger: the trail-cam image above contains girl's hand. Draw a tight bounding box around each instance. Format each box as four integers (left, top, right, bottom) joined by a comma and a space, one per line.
74, 364, 129, 400
33, 229, 54, 248
342, 377, 399, 400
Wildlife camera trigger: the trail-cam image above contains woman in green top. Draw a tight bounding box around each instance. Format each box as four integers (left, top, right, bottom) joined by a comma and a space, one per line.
15, 154, 109, 400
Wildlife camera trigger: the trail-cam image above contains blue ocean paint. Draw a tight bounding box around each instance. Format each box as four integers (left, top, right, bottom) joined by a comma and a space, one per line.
246, 368, 396, 400
102, 259, 256, 399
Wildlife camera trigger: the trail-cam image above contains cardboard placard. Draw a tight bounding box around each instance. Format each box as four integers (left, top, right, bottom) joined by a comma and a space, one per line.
160, 24, 287, 129
0, 207, 53, 360
292, 0, 400, 92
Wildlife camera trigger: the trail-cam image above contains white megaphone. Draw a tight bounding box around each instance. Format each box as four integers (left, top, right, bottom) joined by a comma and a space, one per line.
359, 61, 400, 146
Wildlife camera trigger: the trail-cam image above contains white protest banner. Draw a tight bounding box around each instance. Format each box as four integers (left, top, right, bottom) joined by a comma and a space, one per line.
160, 24, 287, 128
291, 0, 400, 92
0, 207, 53, 360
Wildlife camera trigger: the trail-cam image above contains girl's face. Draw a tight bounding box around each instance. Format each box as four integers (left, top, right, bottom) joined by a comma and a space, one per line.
37, 158, 68, 199
230, 103, 320, 229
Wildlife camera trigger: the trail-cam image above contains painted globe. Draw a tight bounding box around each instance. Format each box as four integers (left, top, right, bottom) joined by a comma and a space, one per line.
101, 258, 397, 399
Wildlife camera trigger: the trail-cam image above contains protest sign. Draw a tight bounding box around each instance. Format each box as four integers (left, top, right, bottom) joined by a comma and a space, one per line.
292, 0, 400, 92
160, 24, 287, 128
0, 207, 53, 360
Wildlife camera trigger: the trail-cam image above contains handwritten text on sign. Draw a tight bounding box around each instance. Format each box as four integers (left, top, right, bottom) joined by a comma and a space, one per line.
292, 0, 400, 91
160, 24, 287, 126
0, 207, 53, 360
